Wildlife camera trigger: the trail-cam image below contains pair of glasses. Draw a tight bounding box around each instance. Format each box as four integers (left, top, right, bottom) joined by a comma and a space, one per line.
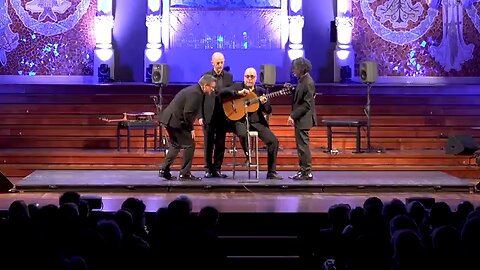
244, 75, 256, 79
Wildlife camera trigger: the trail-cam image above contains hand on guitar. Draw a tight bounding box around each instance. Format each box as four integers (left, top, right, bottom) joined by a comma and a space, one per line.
259, 96, 267, 104
198, 118, 204, 126
287, 116, 294, 126
191, 130, 196, 140
238, 89, 251, 96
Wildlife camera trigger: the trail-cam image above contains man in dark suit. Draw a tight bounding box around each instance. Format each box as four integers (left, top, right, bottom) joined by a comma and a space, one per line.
158, 74, 216, 181
287, 57, 317, 180
221, 68, 282, 180
199, 52, 234, 178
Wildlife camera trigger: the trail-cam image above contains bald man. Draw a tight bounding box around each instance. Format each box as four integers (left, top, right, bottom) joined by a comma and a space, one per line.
200, 52, 234, 178
220, 68, 282, 180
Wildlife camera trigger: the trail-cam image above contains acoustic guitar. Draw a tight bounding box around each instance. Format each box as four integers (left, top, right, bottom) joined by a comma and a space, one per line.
98, 112, 155, 123
223, 83, 294, 121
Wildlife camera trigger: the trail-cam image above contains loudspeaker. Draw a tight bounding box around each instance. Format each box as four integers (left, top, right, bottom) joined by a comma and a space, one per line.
445, 134, 478, 155
151, 64, 169, 86
260, 64, 276, 85
0, 171, 14, 193
360, 61, 378, 84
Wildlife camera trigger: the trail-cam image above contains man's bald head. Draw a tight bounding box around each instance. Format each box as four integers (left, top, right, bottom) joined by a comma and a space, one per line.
243, 67, 257, 88
211, 52, 225, 74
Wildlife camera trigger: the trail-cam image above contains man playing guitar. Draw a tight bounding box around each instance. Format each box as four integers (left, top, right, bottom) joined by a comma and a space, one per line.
220, 67, 282, 180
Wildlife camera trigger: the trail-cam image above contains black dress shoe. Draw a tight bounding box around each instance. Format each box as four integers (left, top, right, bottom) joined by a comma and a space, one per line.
290, 173, 313, 181
267, 172, 283, 180
159, 170, 176, 181
212, 170, 228, 178
179, 173, 202, 181
288, 171, 303, 179
204, 171, 213, 178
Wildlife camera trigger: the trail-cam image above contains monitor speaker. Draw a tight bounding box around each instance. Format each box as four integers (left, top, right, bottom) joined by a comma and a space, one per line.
0, 171, 14, 193
360, 61, 378, 84
445, 134, 478, 155
152, 64, 170, 86
260, 64, 276, 85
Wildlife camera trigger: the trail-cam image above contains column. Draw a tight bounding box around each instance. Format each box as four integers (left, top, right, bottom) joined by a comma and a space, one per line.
145, 0, 163, 82
287, 0, 304, 60
334, 0, 354, 82
94, 0, 115, 82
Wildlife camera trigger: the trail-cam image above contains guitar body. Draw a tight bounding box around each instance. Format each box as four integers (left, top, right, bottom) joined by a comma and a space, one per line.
223, 92, 260, 121
222, 84, 294, 121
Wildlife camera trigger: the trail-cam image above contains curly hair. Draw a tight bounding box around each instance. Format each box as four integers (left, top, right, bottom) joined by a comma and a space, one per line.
291, 57, 312, 75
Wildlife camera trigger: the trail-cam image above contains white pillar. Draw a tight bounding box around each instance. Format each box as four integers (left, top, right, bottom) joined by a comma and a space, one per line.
94, 0, 115, 82
287, 0, 304, 60
334, 0, 354, 82
145, 0, 163, 82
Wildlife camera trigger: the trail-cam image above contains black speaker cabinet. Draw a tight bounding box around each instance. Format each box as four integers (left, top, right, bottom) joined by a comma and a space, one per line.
445, 134, 478, 155
0, 171, 14, 193
151, 64, 170, 86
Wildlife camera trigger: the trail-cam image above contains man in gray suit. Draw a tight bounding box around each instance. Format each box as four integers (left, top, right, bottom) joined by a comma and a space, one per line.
159, 74, 216, 181
287, 57, 317, 180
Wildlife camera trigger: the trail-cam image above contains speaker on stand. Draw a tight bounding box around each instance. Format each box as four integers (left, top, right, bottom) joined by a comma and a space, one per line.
260, 64, 276, 121
259, 64, 276, 151
151, 64, 170, 152
359, 61, 382, 153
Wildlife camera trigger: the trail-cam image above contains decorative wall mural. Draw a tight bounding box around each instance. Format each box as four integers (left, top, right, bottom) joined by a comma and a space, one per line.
0, 0, 96, 76
353, 0, 480, 76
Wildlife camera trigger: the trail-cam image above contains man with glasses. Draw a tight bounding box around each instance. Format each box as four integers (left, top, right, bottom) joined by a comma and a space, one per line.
220, 67, 282, 180
199, 52, 234, 178
158, 74, 216, 181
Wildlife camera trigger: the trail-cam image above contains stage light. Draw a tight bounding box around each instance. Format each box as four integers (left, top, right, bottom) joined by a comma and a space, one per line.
145, 48, 162, 62
98, 64, 111, 83
475, 181, 480, 192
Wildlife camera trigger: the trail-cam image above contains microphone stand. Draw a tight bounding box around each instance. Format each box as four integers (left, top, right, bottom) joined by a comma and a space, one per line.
153, 83, 167, 152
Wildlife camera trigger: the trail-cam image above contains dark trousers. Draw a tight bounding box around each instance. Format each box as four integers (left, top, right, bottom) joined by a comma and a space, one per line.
233, 121, 279, 173
161, 126, 195, 175
203, 122, 227, 172
294, 127, 312, 174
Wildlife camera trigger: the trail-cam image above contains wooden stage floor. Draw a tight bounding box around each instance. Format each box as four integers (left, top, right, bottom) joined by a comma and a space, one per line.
15, 169, 475, 193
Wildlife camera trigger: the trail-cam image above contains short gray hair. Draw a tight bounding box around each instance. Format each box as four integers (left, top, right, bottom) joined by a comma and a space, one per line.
198, 74, 217, 86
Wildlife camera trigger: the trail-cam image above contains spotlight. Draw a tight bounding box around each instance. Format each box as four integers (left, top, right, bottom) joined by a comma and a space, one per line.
98, 64, 111, 83
340, 65, 352, 83
475, 181, 480, 193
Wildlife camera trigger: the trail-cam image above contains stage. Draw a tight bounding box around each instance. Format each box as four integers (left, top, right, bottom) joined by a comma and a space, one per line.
14, 170, 475, 193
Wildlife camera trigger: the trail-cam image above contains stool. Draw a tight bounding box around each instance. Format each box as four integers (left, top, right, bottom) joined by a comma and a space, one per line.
117, 120, 158, 152
321, 119, 367, 153
231, 131, 259, 179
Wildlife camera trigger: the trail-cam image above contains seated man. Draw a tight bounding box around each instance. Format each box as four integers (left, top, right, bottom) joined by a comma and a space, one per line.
220, 67, 282, 180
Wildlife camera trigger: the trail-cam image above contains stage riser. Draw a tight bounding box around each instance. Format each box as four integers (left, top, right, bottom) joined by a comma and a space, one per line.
0, 137, 458, 150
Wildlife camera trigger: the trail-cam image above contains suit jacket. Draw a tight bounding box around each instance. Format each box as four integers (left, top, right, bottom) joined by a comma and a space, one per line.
160, 84, 204, 132
220, 84, 271, 126
202, 69, 234, 124
291, 73, 317, 129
